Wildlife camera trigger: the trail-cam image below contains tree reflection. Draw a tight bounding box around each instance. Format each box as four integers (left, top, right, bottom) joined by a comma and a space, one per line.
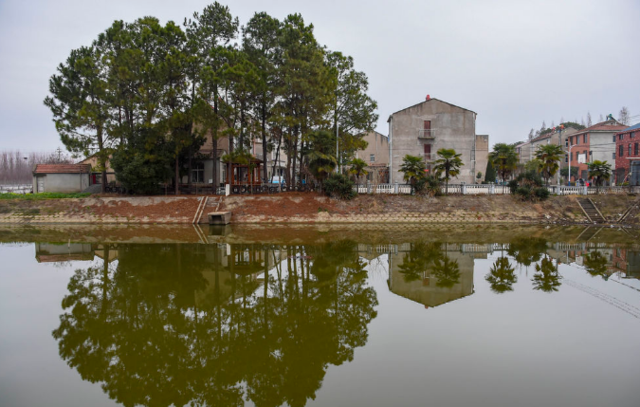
485, 257, 517, 293
508, 237, 547, 267
397, 241, 442, 283
532, 255, 562, 292
53, 241, 377, 407
432, 253, 461, 288
583, 251, 609, 280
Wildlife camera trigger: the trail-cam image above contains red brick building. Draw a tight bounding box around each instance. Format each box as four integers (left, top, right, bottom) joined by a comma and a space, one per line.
565, 120, 627, 183
614, 122, 640, 185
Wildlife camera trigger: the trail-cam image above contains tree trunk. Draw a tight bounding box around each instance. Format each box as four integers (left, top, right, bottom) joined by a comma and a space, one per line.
212, 137, 218, 189
261, 104, 268, 183
175, 155, 180, 195
97, 126, 107, 194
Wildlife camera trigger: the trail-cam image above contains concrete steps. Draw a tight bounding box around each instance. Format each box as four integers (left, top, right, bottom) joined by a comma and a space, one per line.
577, 198, 606, 223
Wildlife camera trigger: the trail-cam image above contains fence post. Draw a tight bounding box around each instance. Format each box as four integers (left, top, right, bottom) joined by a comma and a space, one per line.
225, 184, 231, 196
367, 181, 372, 194
394, 182, 399, 194
461, 182, 467, 195
489, 183, 495, 195
582, 186, 587, 195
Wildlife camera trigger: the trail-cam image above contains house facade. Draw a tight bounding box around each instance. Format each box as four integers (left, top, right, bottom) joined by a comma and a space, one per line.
32, 164, 92, 193
387, 97, 487, 184
614, 122, 640, 185
566, 120, 627, 182
354, 131, 389, 182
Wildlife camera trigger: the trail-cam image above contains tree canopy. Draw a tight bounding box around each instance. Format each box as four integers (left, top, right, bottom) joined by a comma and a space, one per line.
44, 2, 378, 193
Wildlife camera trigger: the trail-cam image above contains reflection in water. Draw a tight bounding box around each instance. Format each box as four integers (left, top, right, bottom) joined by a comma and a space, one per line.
42, 231, 640, 407
52, 241, 378, 407
486, 257, 517, 293
532, 256, 562, 292
390, 243, 474, 308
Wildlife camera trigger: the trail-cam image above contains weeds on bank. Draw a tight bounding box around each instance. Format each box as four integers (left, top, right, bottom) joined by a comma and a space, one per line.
0, 192, 91, 200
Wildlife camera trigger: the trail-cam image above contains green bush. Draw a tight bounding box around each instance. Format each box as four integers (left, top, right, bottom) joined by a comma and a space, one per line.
323, 173, 356, 200
534, 187, 550, 200
511, 171, 549, 202
415, 175, 441, 196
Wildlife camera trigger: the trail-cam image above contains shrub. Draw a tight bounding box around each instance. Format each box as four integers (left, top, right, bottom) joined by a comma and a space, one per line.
323, 173, 356, 200
511, 171, 549, 202
415, 175, 441, 196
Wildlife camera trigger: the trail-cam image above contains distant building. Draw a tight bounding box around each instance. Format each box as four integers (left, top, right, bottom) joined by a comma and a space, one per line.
32, 164, 92, 193
354, 131, 389, 182
566, 120, 627, 182
387, 96, 488, 184
614, 122, 640, 185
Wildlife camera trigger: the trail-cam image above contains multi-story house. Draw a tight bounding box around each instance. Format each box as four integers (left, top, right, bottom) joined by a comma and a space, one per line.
614, 122, 640, 185
565, 120, 627, 182
353, 130, 389, 182
517, 127, 579, 167
387, 96, 488, 184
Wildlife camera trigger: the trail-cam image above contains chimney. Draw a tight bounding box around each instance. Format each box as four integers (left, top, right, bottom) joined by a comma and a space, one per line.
426, 94, 431, 101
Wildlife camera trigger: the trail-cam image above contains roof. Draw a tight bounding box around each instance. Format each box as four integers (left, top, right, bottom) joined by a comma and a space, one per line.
572, 120, 627, 136
387, 97, 476, 121
617, 122, 640, 134
33, 164, 91, 174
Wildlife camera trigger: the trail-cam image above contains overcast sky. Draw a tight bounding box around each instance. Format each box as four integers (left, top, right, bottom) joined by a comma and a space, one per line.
1, 0, 639, 154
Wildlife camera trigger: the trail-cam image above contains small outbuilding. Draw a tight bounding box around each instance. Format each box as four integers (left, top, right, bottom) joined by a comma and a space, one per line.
32, 164, 92, 193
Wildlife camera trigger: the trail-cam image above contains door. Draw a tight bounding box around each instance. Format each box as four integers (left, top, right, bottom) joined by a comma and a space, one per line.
37, 177, 44, 193
424, 144, 432, 160
631, 161, 640, 186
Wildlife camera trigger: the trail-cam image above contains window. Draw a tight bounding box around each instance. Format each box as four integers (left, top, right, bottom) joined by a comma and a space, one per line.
631, 132, 635, 139
422, 120, 431, 137
424, 144, 431, 160
619, 145, 624, 157
191, 161, 204, 183
612, 152, 616, 160
619, 134, 624, 141
570, 152, 573, 161
635, 143, 639, 157
613, 135, 617, 142
589, 151, 593, 162
565, 154, 568, 163
629, 144, 633, 157
583, 134, 587, 143
370, 154, 375, 162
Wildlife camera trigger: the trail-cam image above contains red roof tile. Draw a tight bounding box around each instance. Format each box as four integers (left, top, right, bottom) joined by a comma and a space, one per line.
573, 121, 628, 135
33, 164, 91, 174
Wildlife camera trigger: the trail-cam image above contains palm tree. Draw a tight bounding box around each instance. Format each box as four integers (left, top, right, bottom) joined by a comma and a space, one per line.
489, 143, 519, 187
535, 144, 564, 185
532, 255, 562, 292
583, 251, 609, 280
399, 155, 426, 187
485, 257, 517, 293
348, 158, 369, 184
307, 130, 338, 187
433, 148, 463, 195
587, 160, 612, 192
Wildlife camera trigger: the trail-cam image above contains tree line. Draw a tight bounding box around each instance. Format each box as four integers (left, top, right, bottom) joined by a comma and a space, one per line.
0, 149, 73, 185
44, 2, 378, 194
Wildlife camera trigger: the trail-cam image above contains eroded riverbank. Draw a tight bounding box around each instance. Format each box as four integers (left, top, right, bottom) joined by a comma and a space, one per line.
0, 194, 638, 226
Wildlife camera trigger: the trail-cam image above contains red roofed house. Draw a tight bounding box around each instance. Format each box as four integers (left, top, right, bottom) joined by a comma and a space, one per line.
565, 119, 627, 183
614, 122, 640, 185
32, 164, 92, 193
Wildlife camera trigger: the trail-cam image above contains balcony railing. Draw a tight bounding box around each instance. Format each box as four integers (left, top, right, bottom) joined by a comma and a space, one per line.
418, 129, 436, 139
423, 153, 435, 161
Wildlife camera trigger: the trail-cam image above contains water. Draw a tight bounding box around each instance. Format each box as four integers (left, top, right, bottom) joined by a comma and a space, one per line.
1, 225, 639, 407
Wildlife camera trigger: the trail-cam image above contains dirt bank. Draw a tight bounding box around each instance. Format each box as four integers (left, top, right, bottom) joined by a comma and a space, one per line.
0, 193, 637, 226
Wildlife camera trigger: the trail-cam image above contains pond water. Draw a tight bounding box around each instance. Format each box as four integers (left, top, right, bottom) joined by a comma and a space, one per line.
1, 225, 639, 407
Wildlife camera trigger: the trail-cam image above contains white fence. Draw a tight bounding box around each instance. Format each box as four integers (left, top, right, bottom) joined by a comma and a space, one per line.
353, 183, 640, 196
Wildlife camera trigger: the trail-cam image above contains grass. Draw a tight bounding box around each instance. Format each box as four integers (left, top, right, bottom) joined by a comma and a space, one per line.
0, 192, 91, 200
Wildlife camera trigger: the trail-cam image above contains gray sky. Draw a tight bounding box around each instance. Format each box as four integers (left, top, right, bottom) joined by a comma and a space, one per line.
1, 0, 639, 153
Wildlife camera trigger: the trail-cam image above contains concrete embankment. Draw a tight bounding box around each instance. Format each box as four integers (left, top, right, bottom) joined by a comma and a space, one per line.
0, 194, 637, 226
